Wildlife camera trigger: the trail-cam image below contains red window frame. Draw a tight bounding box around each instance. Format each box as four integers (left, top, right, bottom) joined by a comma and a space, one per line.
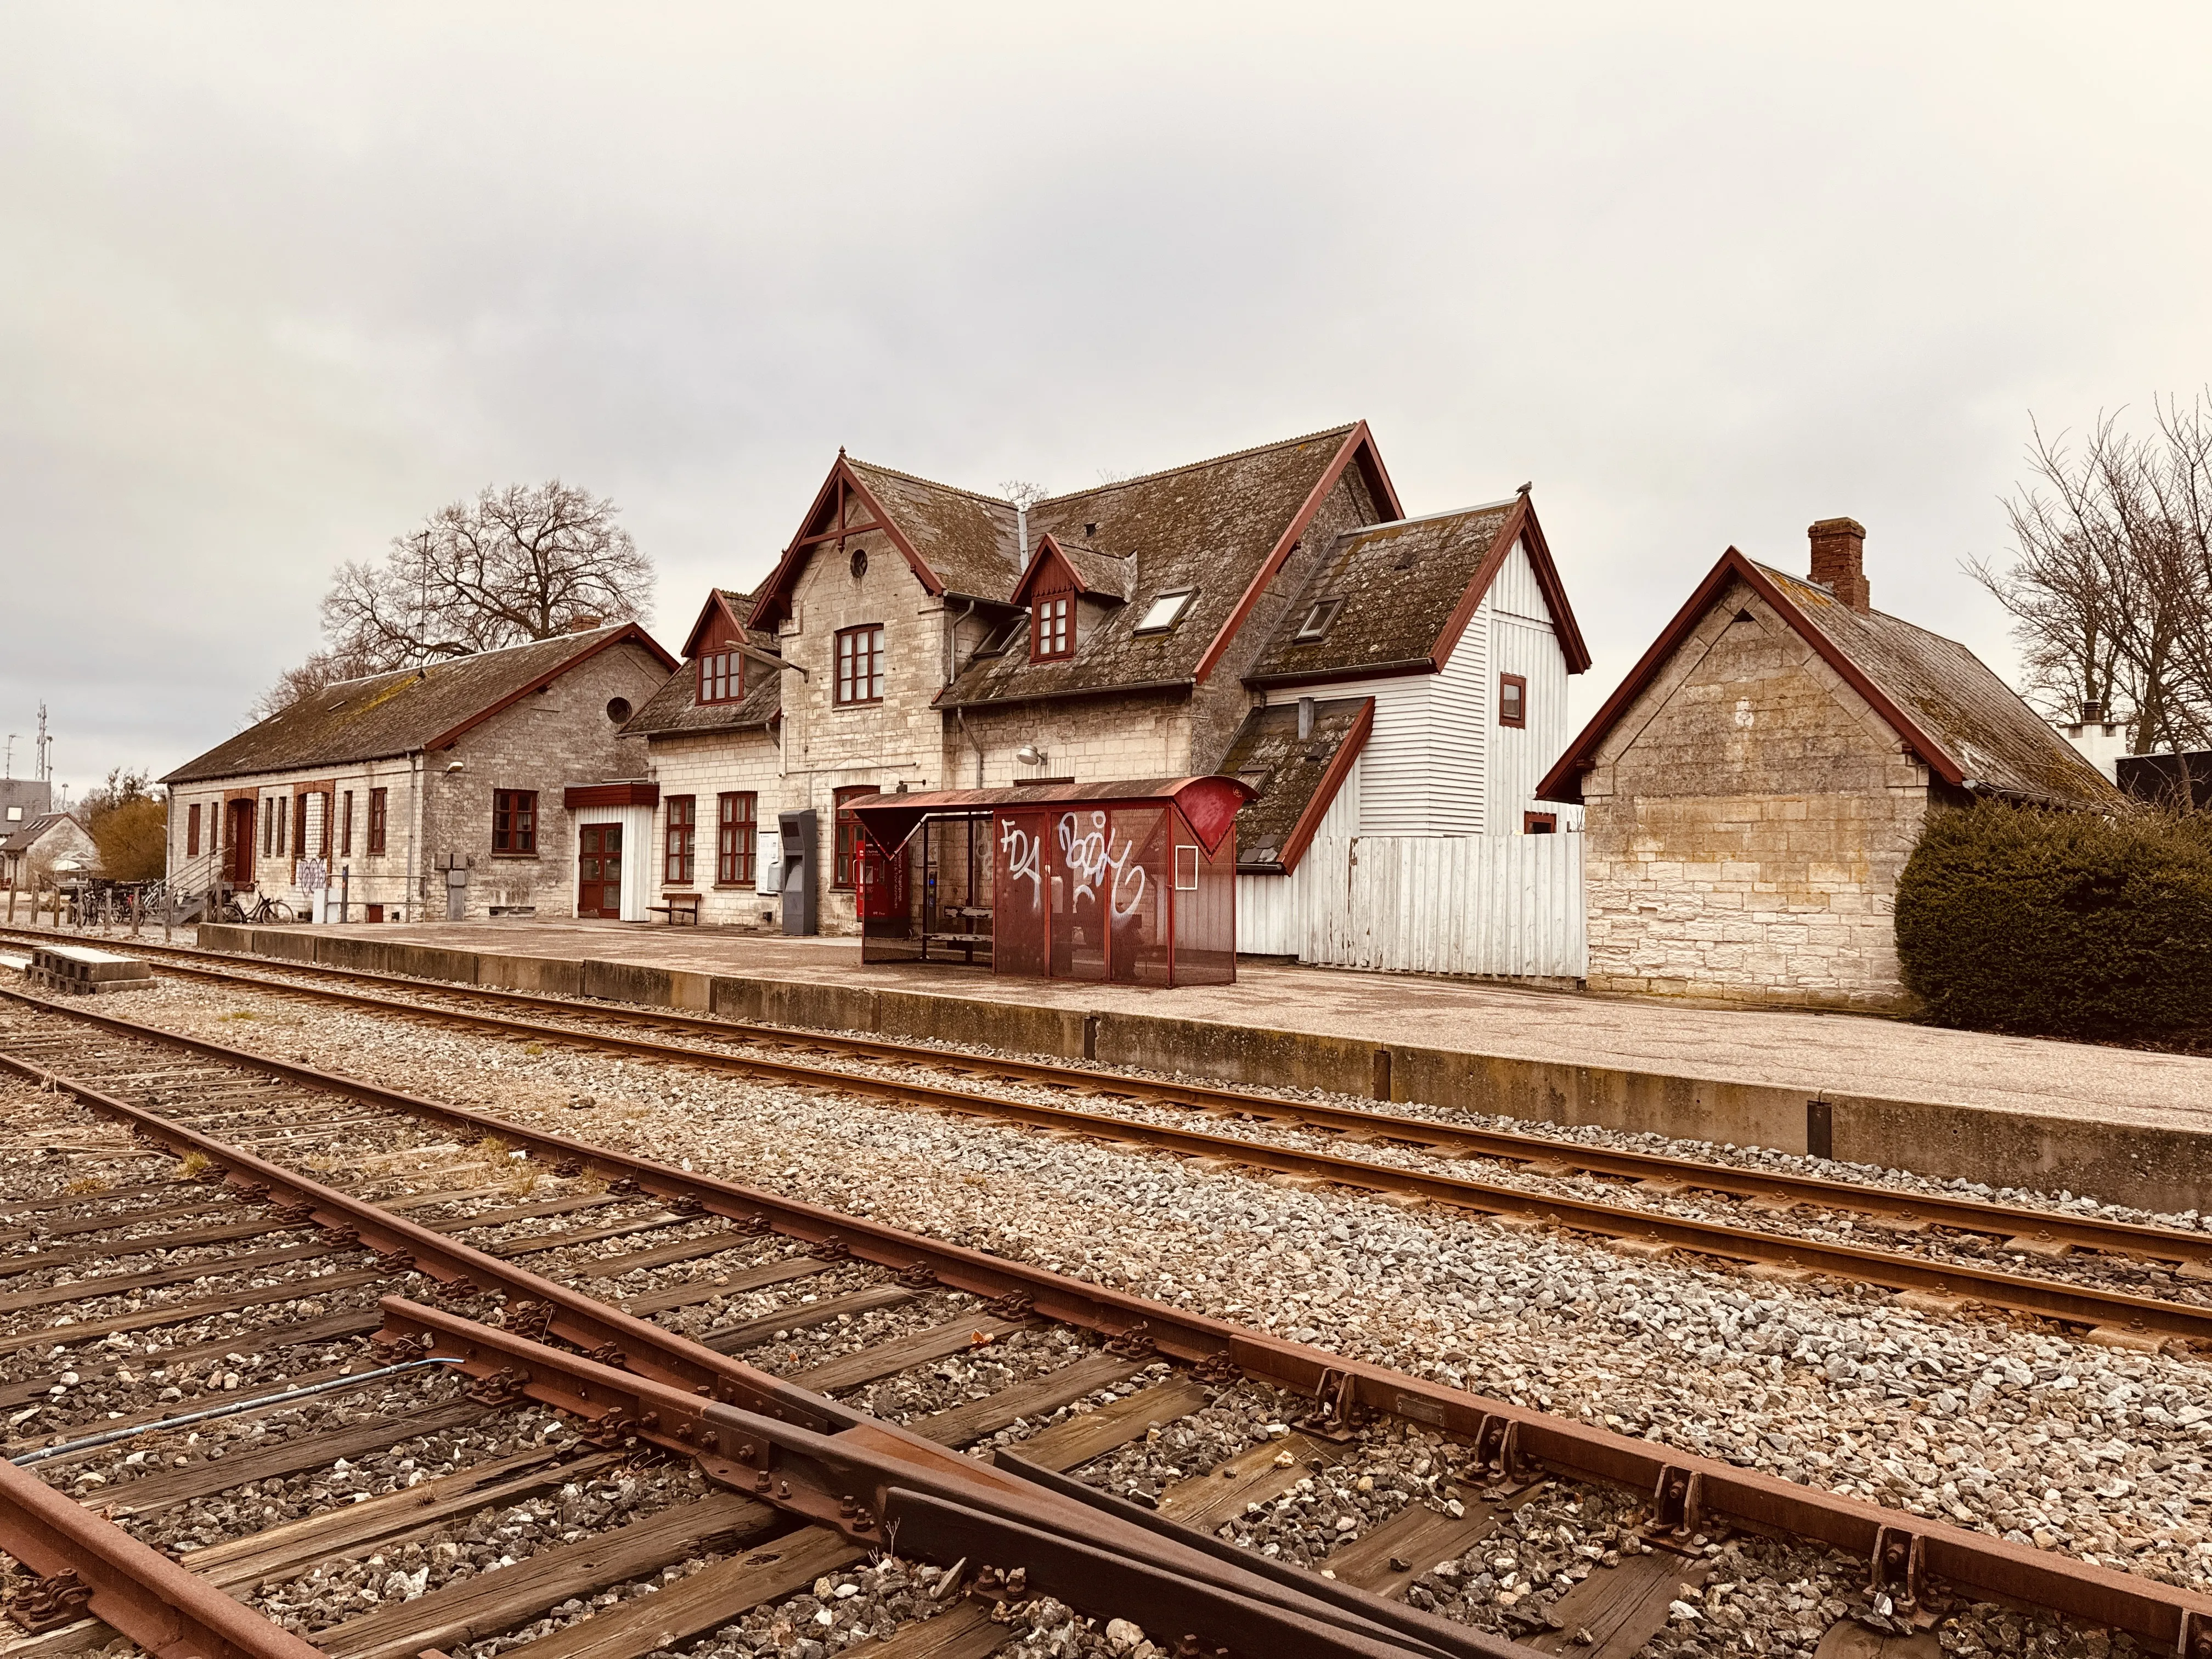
832, 785, 876, 889
697, 645, 743, 706
367, 788, 387, 855
1032, 594, 1073, 660
492, 788, 538, 855
835, 625, 884, 706
292, 793, 308, 857
186, 803, 201, 858
340, 791, 353, 857
1524, 811, 1558, 834
664, 795, 697, 885
1499, 673, 1527, 729
716, 792, 756, 885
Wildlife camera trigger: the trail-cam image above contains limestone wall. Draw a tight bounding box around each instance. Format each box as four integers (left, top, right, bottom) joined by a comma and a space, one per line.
1579, 582, 1929, 1010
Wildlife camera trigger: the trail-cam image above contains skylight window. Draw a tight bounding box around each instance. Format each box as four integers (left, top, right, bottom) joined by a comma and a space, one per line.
1133, 589, 1195, 634
1293, 599, 1342, 643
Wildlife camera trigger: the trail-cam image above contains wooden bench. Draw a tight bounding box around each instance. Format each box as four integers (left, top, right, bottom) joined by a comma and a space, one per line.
648, 894, 701, 925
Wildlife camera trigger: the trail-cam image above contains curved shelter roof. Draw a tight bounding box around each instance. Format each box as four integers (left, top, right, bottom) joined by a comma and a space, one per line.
847, 775, 1257, 858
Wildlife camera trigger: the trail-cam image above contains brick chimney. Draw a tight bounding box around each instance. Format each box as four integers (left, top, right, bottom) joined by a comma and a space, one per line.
1808, 517, 1870, 612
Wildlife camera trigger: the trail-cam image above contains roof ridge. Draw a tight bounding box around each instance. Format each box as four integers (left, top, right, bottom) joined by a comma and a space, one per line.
843, 456, 1018, 511
1754, 561, 1983, 657
319, 625, 629, 694
1340, 498, 1519, 537
1034, 423, 1362, 507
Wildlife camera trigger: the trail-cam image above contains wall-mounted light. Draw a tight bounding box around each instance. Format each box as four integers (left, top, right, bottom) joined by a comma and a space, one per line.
1015, 743, 1048, 768
445, 760, 465, 774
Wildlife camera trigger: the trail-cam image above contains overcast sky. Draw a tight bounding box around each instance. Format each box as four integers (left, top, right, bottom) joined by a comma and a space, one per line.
5, 3, 2209, 802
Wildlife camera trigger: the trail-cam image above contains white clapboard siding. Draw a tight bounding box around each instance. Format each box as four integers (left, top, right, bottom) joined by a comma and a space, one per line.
1238, 832, 1585, 979
1483, 538, 1582, 835
1235, 755, 1360, 956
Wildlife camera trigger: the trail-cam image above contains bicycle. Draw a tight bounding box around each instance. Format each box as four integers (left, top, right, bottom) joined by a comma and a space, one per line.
218, 893, 294, 924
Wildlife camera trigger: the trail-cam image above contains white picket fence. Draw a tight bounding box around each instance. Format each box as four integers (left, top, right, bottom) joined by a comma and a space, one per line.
1238, 833, 1586, 979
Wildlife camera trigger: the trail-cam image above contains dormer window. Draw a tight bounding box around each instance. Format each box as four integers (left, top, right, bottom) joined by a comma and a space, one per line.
1293, 598, 1342, 643
1133, 589, 1195, 634
1033, 594, 1073, 660
698, 644, 743, 706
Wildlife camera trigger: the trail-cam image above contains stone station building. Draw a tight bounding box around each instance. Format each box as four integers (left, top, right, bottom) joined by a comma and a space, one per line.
1537, 518, 2123, 1011
161, 625, 675, 922
621, 422, 1589, 938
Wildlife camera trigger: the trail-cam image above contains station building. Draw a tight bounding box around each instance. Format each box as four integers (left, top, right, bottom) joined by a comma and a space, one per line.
160, 624, 674, 922
623, 422, 1590, 941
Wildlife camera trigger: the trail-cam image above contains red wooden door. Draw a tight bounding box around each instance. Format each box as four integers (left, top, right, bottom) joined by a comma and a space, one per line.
578, 824, 623, 918
225, 799, 256, 887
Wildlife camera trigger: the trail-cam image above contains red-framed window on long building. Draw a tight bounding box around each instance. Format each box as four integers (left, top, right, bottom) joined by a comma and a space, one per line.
716, 792, 756, 885
664, 795, 697, 884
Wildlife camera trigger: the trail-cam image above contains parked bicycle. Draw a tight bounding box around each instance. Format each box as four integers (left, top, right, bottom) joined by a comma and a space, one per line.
218, 892, 294, 924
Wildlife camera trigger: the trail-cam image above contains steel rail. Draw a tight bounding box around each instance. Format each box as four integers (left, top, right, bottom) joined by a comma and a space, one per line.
378, 1301, 1522, 1659
21, 926, 2210, 1272
0, 1025, 1515, 1659
0, 1453, 324, 1659
3, 998, 2211, 1654
7, 984, 2209, 1347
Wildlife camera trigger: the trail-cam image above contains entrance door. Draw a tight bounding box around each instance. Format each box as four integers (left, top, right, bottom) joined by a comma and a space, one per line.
578, 823, 623, 918
225, 799, 257, 887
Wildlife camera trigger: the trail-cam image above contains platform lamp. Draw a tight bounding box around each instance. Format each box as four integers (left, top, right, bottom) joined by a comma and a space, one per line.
1014, 743, 1048, 773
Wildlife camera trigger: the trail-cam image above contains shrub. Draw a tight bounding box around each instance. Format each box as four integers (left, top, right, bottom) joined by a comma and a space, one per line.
1896, 799, 2212, 1037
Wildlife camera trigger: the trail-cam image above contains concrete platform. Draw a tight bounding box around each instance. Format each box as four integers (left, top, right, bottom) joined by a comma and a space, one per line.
192, 918, 2212, 1214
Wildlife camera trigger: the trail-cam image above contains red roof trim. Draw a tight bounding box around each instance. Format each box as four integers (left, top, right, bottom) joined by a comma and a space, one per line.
1274, 697, 1374, 876
421, 624, 678, 753
1515, 500, 1593, 674
679, 591, 750, 660
1007, 534, 1088, 607
1191, 421, 1405, 688
748, 457, 945, 630
1427, 496, 1530, 674
563, 781, 661, 809
1534, 549, 1961, 804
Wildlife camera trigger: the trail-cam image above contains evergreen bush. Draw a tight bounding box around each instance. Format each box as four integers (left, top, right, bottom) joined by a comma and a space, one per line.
1895, 799, 2212, 1037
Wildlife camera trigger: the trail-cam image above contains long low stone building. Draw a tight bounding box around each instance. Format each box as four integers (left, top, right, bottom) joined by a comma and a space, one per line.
1537, 517, 2122, 1011
161, 624, 675, 921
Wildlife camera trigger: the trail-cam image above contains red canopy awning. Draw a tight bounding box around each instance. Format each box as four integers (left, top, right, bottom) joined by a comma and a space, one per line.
849, 775, 1255, 857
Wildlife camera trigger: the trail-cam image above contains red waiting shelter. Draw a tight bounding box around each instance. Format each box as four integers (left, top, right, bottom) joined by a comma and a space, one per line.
847, 776, 1255, 986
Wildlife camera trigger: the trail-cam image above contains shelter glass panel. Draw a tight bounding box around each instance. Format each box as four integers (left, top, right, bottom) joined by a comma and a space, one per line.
1047, 806, 1110, 983
1104, 805, 1171, 985
992, 810, 1049, 978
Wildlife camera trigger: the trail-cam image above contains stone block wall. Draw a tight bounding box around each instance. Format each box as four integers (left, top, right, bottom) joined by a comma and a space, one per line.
425, 639, 670, 919
1579, 584, 1929, 1010
645, 729, 783, 929
945, 690, 1193, 790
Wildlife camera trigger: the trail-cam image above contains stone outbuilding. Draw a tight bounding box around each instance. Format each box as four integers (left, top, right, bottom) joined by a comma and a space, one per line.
0, 810, 98, 890
161, 624, 675, 922
1537, 519, 2123, 1011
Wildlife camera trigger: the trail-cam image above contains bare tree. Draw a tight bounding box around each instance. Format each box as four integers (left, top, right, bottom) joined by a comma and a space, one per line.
1971, 398, 2212, 754
255, 482, 653, 719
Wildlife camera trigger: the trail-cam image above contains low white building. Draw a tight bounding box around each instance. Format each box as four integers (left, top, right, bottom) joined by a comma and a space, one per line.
161, 625, 675, 922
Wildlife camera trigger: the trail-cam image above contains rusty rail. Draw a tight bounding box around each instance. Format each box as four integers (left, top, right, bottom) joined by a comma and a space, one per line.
4, 1004, 2212, 1654
18, 928, 2212, 1270
0, 1453, 323, 1659
7, 985, 2210, 1346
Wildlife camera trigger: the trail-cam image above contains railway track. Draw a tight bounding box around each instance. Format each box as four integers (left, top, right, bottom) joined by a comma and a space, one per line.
1, 976, 2210, 1657
7, 930, 2212, 1352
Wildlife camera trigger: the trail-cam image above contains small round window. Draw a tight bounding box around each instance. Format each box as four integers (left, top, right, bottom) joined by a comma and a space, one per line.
849, 546, 868, 579
605, 697, 633, 724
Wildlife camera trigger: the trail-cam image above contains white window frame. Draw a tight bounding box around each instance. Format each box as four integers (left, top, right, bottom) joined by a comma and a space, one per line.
1134, 589, 1195, 634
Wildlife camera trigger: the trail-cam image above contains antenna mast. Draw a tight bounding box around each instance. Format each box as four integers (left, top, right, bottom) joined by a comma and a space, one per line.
35, 703, 50, 783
